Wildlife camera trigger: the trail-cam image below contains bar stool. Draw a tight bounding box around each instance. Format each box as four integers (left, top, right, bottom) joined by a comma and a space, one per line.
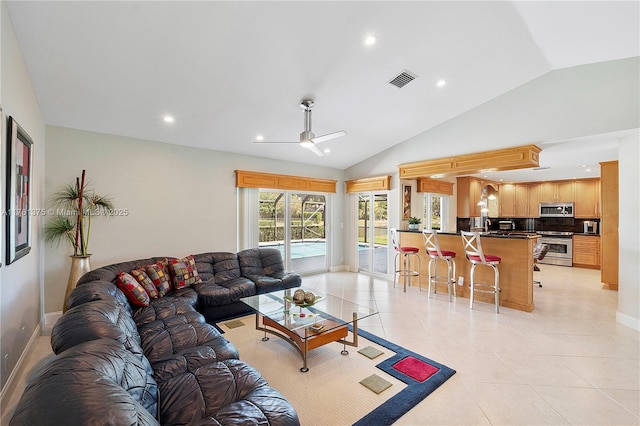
460, 231, 502, 313
422, 229, 457, 301
390, 228, 421, 292
533, 243, 549, 288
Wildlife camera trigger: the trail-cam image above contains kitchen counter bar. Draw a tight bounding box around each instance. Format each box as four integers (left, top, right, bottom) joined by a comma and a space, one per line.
398, 230, 539, 312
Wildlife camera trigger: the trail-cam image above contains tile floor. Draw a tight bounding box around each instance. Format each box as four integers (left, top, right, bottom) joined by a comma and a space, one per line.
2, 264, 639, 425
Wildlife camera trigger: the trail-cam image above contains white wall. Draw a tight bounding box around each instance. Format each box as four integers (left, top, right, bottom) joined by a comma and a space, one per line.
617, 132, 640, 330
44, 126, 345, 313
346, 57, 639, 180
0, 2, 45, 394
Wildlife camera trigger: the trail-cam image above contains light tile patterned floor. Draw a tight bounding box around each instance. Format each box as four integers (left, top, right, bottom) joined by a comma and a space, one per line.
2, 264, 639, 425
301, 265, 639, 425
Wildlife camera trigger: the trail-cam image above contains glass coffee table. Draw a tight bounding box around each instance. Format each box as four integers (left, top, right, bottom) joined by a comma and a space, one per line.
240, 287, 378, 372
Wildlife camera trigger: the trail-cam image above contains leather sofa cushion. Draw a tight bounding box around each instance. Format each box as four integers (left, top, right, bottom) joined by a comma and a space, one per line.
51, 300, 144, 360
193, 277, 255, 307
65, 280, 131, 311
137, 315, 239, 364
156, 358, 299, 425
193, 252, 243, 283
10, 339, 159, 425
238, 248, 302, 293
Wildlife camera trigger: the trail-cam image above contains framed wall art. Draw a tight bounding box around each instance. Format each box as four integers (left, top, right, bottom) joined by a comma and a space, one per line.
402, 184, 411, 220
6, 116, 33, 264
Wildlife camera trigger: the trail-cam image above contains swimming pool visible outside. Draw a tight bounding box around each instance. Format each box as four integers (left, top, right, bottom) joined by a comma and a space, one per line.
260, 240, 374, 259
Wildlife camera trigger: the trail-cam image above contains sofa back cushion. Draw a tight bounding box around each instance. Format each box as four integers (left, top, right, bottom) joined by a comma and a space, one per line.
238, 247, 286, 278
192, 252, 242, 283
65, 280, 131, 312
51, 300, 144, 360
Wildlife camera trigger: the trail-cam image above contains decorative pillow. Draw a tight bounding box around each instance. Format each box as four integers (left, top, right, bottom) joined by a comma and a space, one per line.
145, 260, 171, 297
130, 268, 159, 298
116, 272, 150, 307
169, 255, 202, 289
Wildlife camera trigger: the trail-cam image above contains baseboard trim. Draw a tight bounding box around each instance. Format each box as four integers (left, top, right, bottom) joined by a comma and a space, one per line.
43, 311, 62, 335
329, 265, 348, 272
0, 323, 42, 411
616, 311, 640, 331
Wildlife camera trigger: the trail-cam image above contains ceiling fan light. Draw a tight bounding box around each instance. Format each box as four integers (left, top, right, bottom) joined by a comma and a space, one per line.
300, 141, 314, 148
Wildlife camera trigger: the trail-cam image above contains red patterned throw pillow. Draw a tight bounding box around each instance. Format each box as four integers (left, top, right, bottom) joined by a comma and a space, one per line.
130, 268, 159, 298
116, 272, 150, 307
145, 260, 171, 297
169, 255, 202, 289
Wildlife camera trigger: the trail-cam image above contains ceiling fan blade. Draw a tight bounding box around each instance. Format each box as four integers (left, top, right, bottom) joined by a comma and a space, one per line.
305, 143, 325, 157
311, 130, 346, 144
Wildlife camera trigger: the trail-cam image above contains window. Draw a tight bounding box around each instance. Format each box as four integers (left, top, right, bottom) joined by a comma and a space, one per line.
424, 193, 448, 231
259, 190, 328, 273
357, 192, 388, 275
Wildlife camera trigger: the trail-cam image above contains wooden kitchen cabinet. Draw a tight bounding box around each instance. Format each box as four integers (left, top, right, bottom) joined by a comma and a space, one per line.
572, 235, 600, 269
498, 184, 516, 217
540, 181, 574, 203
574, 179, 600, 218
456, 177, 482, 217
498, 183, 538, 217
526, 183, 540, 217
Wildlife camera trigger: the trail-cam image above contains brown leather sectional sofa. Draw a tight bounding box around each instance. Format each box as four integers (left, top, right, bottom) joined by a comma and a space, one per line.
9, 248, 302, 425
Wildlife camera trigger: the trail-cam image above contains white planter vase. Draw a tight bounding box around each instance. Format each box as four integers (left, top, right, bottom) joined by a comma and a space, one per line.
63, 254, 92, 312
408, 224, 420, 230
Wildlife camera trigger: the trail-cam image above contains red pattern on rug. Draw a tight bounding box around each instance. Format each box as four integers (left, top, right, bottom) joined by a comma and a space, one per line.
392, 356, 439, 382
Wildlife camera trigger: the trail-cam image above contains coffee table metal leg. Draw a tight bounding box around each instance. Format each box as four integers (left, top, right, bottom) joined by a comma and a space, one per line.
338, 312, 358, 354
301, 331, 309, 372
257, 313, 270, 341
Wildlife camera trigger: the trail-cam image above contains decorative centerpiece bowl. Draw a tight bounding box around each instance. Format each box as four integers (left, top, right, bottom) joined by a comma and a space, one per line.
284, 289, 322, 308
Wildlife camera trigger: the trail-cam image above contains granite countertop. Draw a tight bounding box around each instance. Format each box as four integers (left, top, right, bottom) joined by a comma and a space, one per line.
398, 229, 540, 239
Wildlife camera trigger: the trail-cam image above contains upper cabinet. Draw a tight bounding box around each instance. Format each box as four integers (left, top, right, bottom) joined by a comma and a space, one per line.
457, 177, 482, 217
498, 184, 516, 217
574, 179, 600, 218
498, 183, 540, 218
458, 177, 600, 218
457, 177, 499, 217
539, 181, 575, 203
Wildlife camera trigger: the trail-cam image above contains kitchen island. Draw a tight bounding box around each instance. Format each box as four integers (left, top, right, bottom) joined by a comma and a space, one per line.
398, 230, 540, 312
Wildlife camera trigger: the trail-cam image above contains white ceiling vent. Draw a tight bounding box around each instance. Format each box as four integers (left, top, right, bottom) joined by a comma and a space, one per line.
388, 70, 418, 88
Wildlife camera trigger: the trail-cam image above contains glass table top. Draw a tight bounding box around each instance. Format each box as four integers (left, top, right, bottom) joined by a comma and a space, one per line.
240, 287, 378, 336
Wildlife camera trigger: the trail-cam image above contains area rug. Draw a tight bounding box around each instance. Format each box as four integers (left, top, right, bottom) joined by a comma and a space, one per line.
217, 316, 455, 425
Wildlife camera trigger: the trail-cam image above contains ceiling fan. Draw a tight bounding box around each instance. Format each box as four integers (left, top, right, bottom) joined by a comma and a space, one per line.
255, 99, 346, 156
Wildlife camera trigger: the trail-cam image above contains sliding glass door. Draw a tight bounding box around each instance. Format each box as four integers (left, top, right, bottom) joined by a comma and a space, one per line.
259, 190, 328, 273
357, 193, 388, 275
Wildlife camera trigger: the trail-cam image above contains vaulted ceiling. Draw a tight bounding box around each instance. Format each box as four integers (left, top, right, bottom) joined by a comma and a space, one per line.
6, 1, 639, 180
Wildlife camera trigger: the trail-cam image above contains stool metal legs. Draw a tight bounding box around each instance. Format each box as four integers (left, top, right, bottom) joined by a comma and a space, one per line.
469, 262, 500, 313
394, 252, 421, 292
427, 257, 457, 301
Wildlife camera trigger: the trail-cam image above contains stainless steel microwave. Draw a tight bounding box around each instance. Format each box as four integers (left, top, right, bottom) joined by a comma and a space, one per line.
539, 202, 574, 217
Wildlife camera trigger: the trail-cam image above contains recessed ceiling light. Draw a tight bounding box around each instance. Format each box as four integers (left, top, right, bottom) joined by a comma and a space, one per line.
585, 168, 593, 172
163, 115, 175, 123
256, 135, 264, 141
364, 35, 376, 46
436, 79, 447, 87
324, 148, 331, 154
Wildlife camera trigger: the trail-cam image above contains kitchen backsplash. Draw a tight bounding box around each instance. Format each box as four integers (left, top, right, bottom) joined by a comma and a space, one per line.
457, 217, 600, 233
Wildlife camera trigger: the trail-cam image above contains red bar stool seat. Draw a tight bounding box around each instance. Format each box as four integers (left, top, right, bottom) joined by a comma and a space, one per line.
390, 228, 421, 292
422, 230, 457, 301
461, 231, 501, 313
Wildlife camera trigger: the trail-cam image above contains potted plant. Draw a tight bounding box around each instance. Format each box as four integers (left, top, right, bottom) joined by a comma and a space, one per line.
44, 170, 114, 310
408, 216, 422, 230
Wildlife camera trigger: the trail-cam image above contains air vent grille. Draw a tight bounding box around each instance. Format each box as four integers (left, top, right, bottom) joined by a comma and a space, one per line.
388, 70, 417, 88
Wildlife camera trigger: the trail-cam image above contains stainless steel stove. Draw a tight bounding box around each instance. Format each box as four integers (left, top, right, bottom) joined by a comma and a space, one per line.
537, 231, 573, 266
